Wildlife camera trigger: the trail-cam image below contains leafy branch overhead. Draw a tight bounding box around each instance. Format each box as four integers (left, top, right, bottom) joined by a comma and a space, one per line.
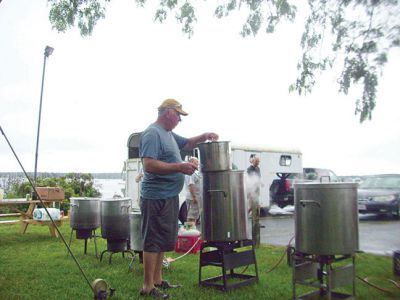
48, 0, 400, 123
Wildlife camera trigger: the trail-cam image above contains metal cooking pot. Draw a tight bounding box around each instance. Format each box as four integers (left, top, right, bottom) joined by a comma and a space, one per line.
70, 197, 100, 230
202, 170, 249, 242
129, 209, 143, 251
294, 182, 359, 255
100, 198, 131, 240
197, 141, 232, 172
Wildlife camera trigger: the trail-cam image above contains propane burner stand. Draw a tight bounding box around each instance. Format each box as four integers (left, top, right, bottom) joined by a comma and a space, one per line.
100, 239, 134, 264
199, 239, 259, 291
68, 228, 99, 258
290, 252, 356, 300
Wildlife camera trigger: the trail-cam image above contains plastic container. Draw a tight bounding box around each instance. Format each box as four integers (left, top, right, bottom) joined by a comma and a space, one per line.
33, 208, 61, 221
175, 227, 203, 254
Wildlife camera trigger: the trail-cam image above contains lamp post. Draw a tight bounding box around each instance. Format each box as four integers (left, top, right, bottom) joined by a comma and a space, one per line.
33, 46, 54, 192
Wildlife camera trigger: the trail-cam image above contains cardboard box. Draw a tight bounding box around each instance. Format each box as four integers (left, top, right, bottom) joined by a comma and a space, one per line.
36, 187, 65, 200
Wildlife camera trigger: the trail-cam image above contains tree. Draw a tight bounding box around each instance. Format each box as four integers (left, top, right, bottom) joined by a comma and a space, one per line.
47, 0, 400, 122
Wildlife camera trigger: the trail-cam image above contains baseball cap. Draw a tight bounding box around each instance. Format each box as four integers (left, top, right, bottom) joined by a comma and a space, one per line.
158, 99, 188, 116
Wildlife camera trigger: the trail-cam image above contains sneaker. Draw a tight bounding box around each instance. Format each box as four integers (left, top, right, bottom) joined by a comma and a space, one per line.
155, 280, 182, 289
139, 288, 169, 299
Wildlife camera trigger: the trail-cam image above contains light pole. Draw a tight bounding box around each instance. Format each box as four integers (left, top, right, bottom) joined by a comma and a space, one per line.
33, 46, 54, 192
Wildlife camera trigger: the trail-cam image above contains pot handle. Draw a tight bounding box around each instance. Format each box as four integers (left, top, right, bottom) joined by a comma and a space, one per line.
207, 189, 227, 198
320, 176, 331, 183
300, 200, 321, 207
120, 204, 131, 213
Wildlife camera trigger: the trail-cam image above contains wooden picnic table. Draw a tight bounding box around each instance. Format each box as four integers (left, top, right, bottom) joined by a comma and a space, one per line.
0, 198, 68, 237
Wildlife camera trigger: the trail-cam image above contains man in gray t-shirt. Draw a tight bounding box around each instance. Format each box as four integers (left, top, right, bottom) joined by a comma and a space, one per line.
138, 98, 218, 299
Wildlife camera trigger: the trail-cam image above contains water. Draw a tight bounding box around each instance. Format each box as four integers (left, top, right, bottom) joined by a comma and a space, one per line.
94, 178, 125, 199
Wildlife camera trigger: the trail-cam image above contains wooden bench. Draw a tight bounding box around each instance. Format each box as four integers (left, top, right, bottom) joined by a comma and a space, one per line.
0, 199, 66, 237
0, 220, 20, 225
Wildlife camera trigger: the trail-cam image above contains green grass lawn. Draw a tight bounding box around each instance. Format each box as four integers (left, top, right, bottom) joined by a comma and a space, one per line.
0, 221, 399, 299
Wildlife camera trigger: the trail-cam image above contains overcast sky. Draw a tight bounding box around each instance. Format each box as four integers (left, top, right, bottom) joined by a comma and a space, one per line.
1, 0, 399, 176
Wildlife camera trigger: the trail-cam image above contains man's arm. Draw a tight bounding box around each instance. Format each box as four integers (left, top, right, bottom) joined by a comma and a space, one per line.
143, 158, 197, 175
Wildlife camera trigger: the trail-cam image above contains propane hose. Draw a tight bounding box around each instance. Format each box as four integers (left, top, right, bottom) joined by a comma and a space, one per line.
264, 235, 295, 274
166, 237, 202, 263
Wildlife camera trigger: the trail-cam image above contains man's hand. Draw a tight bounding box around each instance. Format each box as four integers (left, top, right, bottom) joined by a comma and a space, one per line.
204, 132, 219, 141
180, 162, 197, 175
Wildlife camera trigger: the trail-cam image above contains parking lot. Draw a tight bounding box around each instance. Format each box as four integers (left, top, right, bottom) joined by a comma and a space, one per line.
259, 214, 400, 256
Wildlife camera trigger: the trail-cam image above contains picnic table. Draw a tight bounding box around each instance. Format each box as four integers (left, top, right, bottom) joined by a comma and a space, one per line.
0, 198, 68, 237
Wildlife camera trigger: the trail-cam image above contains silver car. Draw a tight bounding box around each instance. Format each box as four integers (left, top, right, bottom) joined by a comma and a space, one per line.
358, 174, 400, 218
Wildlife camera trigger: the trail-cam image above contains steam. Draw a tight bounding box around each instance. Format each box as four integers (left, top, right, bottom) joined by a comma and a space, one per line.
246, 173, 262, 207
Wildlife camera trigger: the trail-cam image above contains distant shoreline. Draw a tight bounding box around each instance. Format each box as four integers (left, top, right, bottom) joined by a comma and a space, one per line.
0, 172, 122, 179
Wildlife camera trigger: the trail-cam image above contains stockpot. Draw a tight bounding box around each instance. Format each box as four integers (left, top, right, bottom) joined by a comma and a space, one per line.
70, 197, 100, 230
294, 182, 359, 255
197, 141, 232, 172
202, 170, 249, 242
129, 209, 143, 251
100, 198, 131, 240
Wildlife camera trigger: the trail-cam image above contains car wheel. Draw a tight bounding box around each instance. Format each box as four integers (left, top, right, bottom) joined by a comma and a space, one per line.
392, 202, 400, 219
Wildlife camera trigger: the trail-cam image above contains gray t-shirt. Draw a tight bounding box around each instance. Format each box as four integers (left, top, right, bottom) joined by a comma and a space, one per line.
139, 123, 188, 199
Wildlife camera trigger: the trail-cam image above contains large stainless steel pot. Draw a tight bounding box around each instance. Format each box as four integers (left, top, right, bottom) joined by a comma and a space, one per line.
100, 198, 131, 240
197, 141, 232, 172
70, 197, 100, 230
202, 170, 249, 242
294, 182, 359, 255
129, 209, 143, 251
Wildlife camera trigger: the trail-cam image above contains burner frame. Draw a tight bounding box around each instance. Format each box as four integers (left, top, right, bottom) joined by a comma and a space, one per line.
290, 252, 356, 300
68, 228, 99, 258
99, 239, 134, 264
198, 239, 259, 291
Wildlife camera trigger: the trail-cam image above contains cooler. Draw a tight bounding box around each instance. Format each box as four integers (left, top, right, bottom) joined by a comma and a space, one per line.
175, 228, 203, 254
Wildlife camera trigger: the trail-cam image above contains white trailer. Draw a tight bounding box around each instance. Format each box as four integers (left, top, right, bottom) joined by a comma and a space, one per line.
231, 144, 303, 208
123, 158, 142, 209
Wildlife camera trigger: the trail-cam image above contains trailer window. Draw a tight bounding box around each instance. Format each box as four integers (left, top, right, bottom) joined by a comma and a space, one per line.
279, 155, 292, 166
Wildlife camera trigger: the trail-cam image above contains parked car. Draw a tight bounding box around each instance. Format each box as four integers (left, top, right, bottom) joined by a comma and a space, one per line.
358, 174, 400, 218
302, 167, 339, 182
269, 168, 338, 208
269, 173, 296, 208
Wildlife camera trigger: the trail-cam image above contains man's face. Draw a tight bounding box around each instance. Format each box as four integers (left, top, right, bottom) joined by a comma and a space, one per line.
253, 158, 260, 167
165, 108, 181, 130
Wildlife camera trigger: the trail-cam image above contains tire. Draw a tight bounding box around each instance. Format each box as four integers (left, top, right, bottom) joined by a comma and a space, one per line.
392, 202, 400, 219
178, 201, 188, 224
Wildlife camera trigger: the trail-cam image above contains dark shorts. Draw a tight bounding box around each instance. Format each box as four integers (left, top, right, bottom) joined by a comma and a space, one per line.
140, 196, 179, 252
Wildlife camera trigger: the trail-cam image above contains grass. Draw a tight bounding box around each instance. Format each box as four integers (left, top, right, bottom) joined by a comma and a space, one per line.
0, 222, 399, 300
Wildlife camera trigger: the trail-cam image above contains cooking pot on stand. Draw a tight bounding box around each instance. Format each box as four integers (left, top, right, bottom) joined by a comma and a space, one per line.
202, 170, 249, 242
100, 198, 131, 240
70, 197, 100, 239
129, 209, 143, 252
294, 182, 359, 255
197, 141, 232, 172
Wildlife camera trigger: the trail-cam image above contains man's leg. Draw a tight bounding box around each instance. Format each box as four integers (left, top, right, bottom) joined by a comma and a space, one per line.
153, 252, 165, 285
142, 251, 158, 292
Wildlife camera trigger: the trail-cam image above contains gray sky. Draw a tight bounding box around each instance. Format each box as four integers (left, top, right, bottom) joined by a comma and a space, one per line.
1, 0, 399, 175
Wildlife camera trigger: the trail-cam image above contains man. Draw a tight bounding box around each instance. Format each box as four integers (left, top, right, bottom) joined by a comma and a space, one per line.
246, 155, 262, 247
139, 98, 218, 299
184, 157, 202, 226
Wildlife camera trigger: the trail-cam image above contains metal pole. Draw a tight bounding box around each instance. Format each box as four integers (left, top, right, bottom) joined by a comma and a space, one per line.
33, 46, 53, 189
